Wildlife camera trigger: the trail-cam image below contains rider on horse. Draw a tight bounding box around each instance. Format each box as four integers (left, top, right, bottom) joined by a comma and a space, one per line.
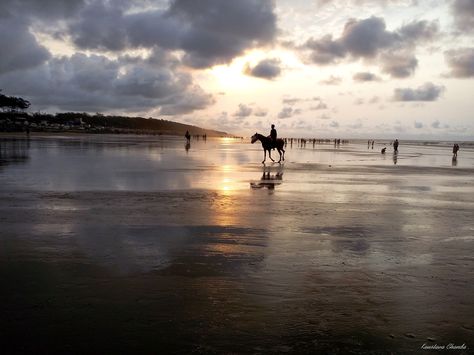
269, 124, 277, 149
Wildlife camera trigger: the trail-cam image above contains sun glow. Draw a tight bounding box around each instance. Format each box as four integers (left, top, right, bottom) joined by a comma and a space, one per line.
208, 49, 301, 93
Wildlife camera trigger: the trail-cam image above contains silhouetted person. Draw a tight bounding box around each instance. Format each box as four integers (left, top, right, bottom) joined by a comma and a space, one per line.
372, 140, 374, 149
393, 139, 399, 153
269, 124, 277, 149
381, 147, 386, 154
453, 143, 459, 158
185, 130, 190, 142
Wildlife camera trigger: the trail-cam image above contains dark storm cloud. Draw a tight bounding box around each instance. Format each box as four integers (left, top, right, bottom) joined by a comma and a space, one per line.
303, 16, 438, 77
444, 48, 474, 78
0, 0, 85, 20
0, 0, 223, 114
69, 1, 129, 51
452, 0, 474, 33
68, 0, 277, 68
0, 53, 214, 114
244, 59, 281, 79
353, 72, 381, 82
0, 17, 51, 75
393, 82, 444, 101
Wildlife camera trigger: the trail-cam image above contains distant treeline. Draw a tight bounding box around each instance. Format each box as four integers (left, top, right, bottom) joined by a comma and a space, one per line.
0, 90, 230, 136
0, 111, 230, 137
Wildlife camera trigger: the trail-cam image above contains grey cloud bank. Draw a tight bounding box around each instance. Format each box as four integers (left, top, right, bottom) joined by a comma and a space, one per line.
0, 0, 277, 115
393, 82, 445, 101
304, 16, 438, 78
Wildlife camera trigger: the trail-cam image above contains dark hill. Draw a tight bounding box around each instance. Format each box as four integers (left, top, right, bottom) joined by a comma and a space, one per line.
0, 111, 231, 137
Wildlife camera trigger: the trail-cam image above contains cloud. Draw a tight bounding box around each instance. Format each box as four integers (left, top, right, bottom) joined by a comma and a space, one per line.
68, 0, 277, 68
318, 114, 331, 120
303, 16, 438, 77
348, 120, 363, 129
282, 97, 302, 105
353, 72, 381, 82
233, 103, 253, 118
0, 52, 215, 114
278, 107, 301, 119
393, 82, 444, 102
369, 96, 380, 104
316, 0, 419, 7
0, 0, 86, 20
158, 86, 215, 115
320, 75, 342, 85
244, 58, 281, 79
431, 120, 440, 129
330, 121, 339, 128
254, 107, 268, 117
452, 0, 474, 33
444, 48, 474, 78
414, 121, 423, 128
0, 17, 51, 75
379, 52, 418, 78
306, 35, 346, 64
310, 101, 328, 110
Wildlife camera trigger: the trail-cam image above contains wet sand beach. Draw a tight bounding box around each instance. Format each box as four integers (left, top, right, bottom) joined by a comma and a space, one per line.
1, 135, 473, 354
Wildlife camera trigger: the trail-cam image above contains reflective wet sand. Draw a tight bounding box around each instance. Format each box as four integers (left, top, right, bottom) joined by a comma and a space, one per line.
1, 135, 473, 353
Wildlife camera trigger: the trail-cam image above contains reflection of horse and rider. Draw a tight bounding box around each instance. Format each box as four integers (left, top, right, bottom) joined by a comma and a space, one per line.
251, 124, 285, 163
250, 165, 284, 190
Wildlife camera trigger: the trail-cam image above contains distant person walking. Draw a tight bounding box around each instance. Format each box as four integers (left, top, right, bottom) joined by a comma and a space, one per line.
185, 130, 191, 142
269, 124, 277, 149
453, 143, 459, 158
393, 139, 399, 153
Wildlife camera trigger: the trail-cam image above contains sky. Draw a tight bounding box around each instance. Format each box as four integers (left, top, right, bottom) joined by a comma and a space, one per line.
1, 0, 473, 139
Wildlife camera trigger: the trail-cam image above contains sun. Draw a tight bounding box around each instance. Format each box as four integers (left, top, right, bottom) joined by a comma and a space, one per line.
207, 49, 301, 93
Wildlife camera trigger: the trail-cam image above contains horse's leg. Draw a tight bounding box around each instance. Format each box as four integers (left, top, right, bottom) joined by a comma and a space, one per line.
268, 149, 275, 162
282, 147, 285, 161
262, 149, 266, 164
277, 149, 282, 163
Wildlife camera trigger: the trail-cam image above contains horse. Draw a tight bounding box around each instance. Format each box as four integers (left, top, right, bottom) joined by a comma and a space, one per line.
251, 133, 285, 163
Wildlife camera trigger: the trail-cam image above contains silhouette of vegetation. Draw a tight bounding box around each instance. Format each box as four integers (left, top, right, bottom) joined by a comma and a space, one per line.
0, 91, 30, 112
0, 90, 228, 136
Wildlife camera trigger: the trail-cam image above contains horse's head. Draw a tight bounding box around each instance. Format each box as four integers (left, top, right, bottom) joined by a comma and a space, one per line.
251, 133, 258, 144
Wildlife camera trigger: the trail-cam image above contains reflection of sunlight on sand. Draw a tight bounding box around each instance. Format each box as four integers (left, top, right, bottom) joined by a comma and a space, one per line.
218, 165, 239, 194
211, 194, 238, 226
220, 137, 234, 144
221, 178, 235, 192
212, 173, 240, 226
